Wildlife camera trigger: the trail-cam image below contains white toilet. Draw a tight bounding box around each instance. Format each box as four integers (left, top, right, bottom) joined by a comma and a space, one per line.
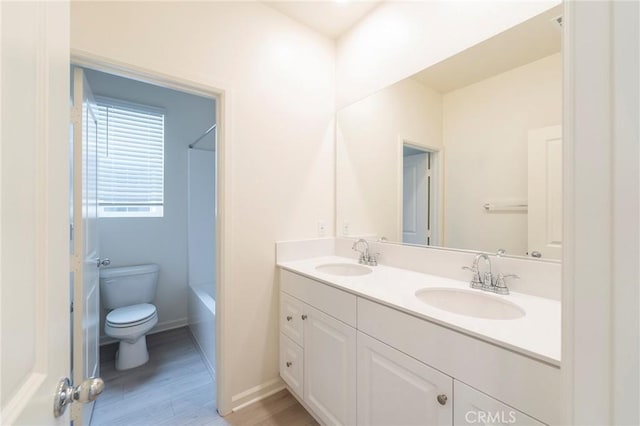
100, 263, 160, 370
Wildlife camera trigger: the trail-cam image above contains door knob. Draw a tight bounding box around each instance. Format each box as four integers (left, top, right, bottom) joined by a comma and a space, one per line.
53, 377, 104, 417
97, 258, 111, 267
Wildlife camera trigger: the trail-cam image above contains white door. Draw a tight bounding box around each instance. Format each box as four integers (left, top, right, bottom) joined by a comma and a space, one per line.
303, 304, 357, 426
357, 332, 453, 426
0, 2, 75, 424
527, 126, 562, 260
403, 153, 428, 245
454, 381, 545, 426
71, 67, 102, 425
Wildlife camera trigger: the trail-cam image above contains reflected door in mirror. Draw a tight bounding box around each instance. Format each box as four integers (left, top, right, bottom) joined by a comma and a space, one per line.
527, 126, 563, 260
403, 150, 430, 245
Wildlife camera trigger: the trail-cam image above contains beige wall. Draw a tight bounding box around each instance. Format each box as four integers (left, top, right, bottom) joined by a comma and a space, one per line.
71, 1, 335, 409
336, 78, 442, 240
443, 53, 562, 254
336, 1, 560, 108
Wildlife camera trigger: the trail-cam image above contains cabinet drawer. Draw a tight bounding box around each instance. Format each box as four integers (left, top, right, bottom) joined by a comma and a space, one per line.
280, 333, 303, 398
454, 381, 545, 426
280, 292, 304, 346
281, 269, 356, 327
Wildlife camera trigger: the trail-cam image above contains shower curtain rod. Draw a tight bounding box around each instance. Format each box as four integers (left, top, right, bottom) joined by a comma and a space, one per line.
189, 124, 216, 149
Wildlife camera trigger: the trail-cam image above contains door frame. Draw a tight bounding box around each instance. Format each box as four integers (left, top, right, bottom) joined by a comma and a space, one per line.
70, 50, 233, 416
562, 1, 640, 424
70, 66, 101, 425
396, 136, 443, 246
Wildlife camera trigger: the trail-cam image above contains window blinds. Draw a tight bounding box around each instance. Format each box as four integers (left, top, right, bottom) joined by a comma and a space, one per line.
96, 97, 165, 217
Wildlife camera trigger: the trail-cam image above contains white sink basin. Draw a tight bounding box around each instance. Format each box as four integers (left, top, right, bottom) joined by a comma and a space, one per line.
415, 287, 525, 320
315, 263, 372, 277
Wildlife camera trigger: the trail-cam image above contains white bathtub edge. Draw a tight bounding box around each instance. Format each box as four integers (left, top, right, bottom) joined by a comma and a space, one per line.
188, 283, 216, 380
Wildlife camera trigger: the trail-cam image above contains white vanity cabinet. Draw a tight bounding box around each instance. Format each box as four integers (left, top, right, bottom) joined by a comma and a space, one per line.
454, 381, 545, 426
279, 269, 558, 426
279, 270, 357, 426
357, 331, 453, 426
358, 297, 560, 425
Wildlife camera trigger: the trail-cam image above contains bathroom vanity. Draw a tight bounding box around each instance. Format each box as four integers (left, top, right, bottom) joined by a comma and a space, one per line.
277, 252, 561, 426
278, 9, 564, 424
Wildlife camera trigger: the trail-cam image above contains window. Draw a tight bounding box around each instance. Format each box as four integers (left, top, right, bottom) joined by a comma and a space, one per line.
96, 97, 165, 218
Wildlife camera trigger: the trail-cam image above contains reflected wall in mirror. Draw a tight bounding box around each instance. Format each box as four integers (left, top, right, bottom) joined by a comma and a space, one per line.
336, 5, 563, 260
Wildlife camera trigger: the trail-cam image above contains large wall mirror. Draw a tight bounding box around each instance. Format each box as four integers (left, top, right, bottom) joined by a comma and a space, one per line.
336, 5, 563, 260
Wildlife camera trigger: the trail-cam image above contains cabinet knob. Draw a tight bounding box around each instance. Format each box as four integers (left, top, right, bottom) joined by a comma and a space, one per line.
301, 314, 308, 320
437, 394, 448, 406
286, 361, 292, 367
286, 315, 292, 321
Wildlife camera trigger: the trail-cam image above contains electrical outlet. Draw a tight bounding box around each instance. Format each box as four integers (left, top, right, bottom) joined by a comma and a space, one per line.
342, 221, 350, 236
317, 220, 326, 237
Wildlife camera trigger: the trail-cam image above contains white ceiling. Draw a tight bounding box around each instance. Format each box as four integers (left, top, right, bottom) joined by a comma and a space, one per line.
263, 1, 382, 39
413, 4, 562, 93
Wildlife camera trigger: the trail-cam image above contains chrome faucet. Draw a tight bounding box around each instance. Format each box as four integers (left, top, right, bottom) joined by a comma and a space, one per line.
352, 239, 378, 266
473, 253, 493, 290
462, 252, 519, 295
352, 239, 369, 265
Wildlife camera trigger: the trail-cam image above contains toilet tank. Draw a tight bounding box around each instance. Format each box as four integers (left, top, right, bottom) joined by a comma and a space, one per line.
100, 264, 160, 309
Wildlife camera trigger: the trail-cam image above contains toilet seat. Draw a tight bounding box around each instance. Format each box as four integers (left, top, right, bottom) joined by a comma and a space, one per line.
106, 303, 157, 328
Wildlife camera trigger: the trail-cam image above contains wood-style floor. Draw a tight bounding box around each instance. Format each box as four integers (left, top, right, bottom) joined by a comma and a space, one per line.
92, 327, 317, 426
215, 391, 318, 426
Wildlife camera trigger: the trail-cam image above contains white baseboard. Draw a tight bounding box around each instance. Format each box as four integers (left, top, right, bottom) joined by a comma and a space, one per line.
230, 377, 286, 412
99, 317, 188, 346
152, 318, 189, 334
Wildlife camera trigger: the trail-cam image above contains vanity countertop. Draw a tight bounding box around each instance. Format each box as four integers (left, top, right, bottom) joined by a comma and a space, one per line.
278, 255, 561, 366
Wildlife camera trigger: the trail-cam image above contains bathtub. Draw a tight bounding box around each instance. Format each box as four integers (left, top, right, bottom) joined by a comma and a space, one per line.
188, 283, 216, 378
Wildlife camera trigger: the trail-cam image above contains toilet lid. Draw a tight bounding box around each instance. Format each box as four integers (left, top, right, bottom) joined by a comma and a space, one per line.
106, 303, 156, 327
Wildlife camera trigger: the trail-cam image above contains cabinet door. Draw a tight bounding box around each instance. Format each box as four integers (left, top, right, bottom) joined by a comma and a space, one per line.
357, 332, 453, 426
454, 381, 545, 426
303, 304, 357, 426
281, 292, 304, 346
